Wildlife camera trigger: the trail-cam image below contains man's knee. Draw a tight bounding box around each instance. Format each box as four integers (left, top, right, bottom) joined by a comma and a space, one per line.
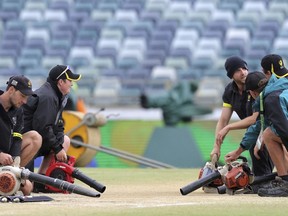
23, 130, 42, 150
31, 131, 42, 151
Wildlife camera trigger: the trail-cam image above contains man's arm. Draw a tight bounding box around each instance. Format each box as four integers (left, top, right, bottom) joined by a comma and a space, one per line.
225, 120, 261, 162
216, 112, 259, 145
210, 107, 233, 159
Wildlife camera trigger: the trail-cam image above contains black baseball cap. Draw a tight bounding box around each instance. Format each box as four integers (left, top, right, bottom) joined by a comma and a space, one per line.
261, 54, 288, 78
245, 71, 268, 91
49, 65, 81, 81
225, 56, 248, 79
7, 75, 36, 96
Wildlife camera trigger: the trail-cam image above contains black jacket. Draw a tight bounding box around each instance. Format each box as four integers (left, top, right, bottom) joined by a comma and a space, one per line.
0, 90, 23, 156
23, 78, 67, 154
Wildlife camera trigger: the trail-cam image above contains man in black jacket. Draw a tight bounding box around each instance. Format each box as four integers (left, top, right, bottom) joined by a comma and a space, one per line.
23, 65, 81, 182
0, 75, 42, 195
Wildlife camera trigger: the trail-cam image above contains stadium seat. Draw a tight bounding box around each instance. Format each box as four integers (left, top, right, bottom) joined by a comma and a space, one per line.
26, 27, 50, 43
164, 56, 190, 70
93, 76, 122, 105
91, 57, 115, 69
0, 57, 15, 69
97, 38, 122, 52
211, 9, 235, 24
42, 56, 65, 70
91, 8, 113, 22
115, 9, 138, 22
44, 9, 67, 23
191, 49, 218, 70
150, 66, 178, 83
100, 28, 124, 40
19, 9, 43, 22
25, 0, 47, 10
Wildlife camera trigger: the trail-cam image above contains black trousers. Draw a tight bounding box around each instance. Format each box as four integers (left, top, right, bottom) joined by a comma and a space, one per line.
249, 144, 274, 176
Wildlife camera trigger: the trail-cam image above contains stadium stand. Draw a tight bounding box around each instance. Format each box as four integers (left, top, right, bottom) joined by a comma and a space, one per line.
0, 0, 287, 107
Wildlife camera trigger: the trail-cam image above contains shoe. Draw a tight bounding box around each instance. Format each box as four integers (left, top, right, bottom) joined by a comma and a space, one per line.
258, 178, 288, 197
33, 182, 50, 193
202, 186, 218, 193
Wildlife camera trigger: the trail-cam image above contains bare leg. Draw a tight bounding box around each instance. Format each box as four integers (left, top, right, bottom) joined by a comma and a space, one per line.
21, 131, 42, 167
38, 135, 70, 174
263, 128, 288, 176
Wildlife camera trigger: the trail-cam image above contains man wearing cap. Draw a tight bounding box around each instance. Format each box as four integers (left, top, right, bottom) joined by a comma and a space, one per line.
0, 75, 42, 195
22, 65, 81, 192
225, 70, 288, 196
210, 56, 273, 179
216, 54, 288, 150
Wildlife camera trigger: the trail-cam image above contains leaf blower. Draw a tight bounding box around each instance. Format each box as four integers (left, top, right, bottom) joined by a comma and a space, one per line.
43, 155, 106, 193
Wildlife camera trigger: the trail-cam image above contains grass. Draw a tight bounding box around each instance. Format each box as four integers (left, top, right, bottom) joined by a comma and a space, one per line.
0, 168, 287, 216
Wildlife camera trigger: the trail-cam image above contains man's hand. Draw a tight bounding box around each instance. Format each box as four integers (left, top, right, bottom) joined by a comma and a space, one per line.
210, 145, 220, 161
224, 146, 244, 163
216, 126, 229, 146
0, 152, 13, 165
55, 149, 67, 162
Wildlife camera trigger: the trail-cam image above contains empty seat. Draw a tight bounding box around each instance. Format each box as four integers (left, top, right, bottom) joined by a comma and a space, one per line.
26, 27, 50, 43
155, 20, 179, 35
114, 9, 138, 22
150, 30, 174, 43
93, 77, 122, 105
249, 39, 271, 52
100, 28, 124, 40
164, 56, 190, 70
174, 28, 199, 41
197, 38, 222, 53
169, 1, 191, 14
42, 56, 65, 70
97, 38, 122, 52
222, 38, 247, 57
269, 1, 288, 16
148, 39, 170, 53
242, 1, 267, 15
20, 48, 43, 59
0, 57, 15, 68
237, 10, 261, 26
116, 57, 140, 70
91, 57, 114, 69
69, 46, 94, 61
171, 39, 195, 54
191, 49, 217, 70
194, 76, 225, 109
150, 66, 178, 83
145, 0, 169, 13
44, 9, 67, 22
75, 66, 99, 92
122, 38, 147, 52
118, 49, 144, 62
162, 10, 187, 23
262, 10, 286, 24
19, 9, 43, 22
193, 1, 216, 14
25, 0, 47, 10
211, 9, 235, 24
273, 38, 288, 50
225, 28, 251, 44
90, 9, 114, 22
139, 10, 162, 24
17, 56, 40, 69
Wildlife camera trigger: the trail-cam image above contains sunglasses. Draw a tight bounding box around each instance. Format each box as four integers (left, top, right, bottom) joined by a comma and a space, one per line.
56, 66, 71, 80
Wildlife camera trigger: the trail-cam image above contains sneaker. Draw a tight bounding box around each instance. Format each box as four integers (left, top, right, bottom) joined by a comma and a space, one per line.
258, 178, 288, 197
33, 182, 50, 193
